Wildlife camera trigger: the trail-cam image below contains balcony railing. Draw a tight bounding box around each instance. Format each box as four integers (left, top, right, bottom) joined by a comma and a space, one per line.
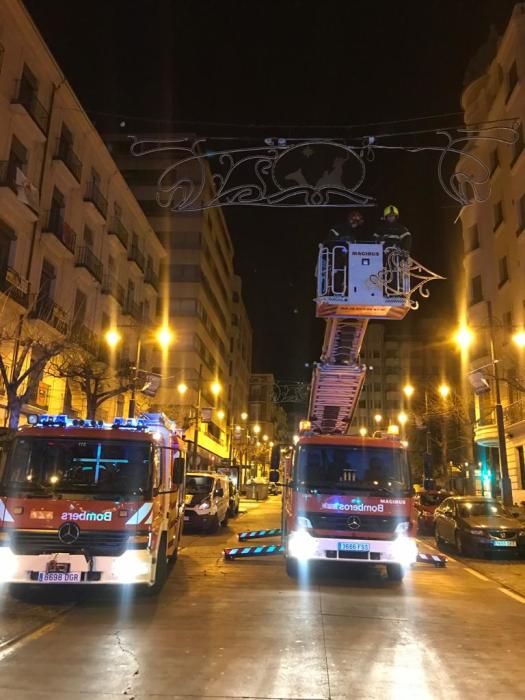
504, 399, 525, 426
128, 243, 145, 272
43, 209, 77, 254
84, 180, 108, 218
122, 297, 143, 322
144, 265, 159, 291
71, 323, 99, 354
101, 274, 125, 305
108, 217, 129, 249
53, 139, 82, 182
11, 81, 49, 134
0, 266, 29, 307
75, 246, 103, 283
29, 296, 69, 334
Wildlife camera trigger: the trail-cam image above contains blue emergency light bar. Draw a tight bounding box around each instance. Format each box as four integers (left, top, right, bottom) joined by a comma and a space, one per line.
27, 414, 106, 428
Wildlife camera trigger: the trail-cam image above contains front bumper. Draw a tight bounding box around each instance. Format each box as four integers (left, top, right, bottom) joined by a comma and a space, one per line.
286, 532, 418, 566
462, 533, 525, 553
0, 548, 154, 586
183, 508, 215, 529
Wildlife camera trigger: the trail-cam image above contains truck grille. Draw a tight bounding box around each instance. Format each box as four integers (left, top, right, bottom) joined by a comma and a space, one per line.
8, 530, 130, 557
307, 512, 409, 533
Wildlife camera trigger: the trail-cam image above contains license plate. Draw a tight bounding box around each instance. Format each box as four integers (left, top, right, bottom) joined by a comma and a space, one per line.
37, 572, 81, 583
338, 542, 370, 552
492, 540, 516, 547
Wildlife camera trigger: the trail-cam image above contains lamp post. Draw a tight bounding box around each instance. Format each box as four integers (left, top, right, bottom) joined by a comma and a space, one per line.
104, 324, 173, 419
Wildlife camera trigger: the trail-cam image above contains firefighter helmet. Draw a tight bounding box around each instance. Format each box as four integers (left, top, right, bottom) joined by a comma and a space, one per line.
383, 204, 399, 219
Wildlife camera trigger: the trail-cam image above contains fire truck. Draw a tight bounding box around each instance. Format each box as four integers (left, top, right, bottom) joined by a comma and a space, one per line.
278, 239, 441, 580
0, 412, 186, 592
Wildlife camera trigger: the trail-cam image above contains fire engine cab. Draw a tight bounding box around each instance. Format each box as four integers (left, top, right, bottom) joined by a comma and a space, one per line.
0, 412, 186, 593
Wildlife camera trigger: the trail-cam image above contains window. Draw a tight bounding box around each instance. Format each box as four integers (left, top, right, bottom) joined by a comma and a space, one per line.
470, 275, 483, 305
168, 264, 201, 282
84, 225, 94, 248
489, 148, 499, 175
498, 256, 509, 286
108, 254, 115, 272
0, 220, 16, 275
466, 224, 479, 252
517, 194, 525, 234
73, 289, 87, 328
493, 201, 503, 230
507, 61, 519, 101
518, 446, 525, 489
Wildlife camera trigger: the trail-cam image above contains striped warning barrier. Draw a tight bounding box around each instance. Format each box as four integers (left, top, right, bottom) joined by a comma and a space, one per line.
238, 528, 282, 542
417, 552, 447, 567
224, 544, 285, 560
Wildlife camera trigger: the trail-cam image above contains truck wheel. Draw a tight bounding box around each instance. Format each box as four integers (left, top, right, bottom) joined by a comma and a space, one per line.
146, 534, 168, 595
386, 564, 404, 582
285, 557, 298, 578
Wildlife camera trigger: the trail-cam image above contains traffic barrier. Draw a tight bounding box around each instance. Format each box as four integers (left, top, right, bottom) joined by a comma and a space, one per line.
238, 528, 282, 542
224, 544, 285, 560
416, 552, 447, 567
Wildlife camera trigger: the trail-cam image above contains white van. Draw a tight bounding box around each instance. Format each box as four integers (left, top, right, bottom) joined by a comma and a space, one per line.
183, 471, 231, 533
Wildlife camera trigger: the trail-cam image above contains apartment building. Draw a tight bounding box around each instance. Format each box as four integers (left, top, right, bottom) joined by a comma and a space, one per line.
106, 135, 253, 466
458, 4, 525, 503
0, 0, 164, 424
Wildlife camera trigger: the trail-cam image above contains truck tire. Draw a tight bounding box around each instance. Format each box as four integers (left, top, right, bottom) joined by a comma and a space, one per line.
207, 514, 219, 534
146, 534, 168, 596
386, 564, 404, 582
285, 557, 298, 578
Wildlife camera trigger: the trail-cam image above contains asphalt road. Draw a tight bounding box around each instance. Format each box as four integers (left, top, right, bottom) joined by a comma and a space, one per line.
1, 497, 525, 700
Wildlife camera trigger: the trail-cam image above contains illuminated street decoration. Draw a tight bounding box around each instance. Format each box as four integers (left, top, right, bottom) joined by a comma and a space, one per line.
129, 123, 518, 211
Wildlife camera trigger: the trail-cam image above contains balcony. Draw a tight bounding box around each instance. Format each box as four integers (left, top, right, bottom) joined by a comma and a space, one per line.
84, 180, 108, 221
0, 162, 39, 222
128, 243, 145, 273
0, 267, 29, 307
108, 217, 129, 251
122, 297, 143, 323
10, 81, 49, 138
53, 139, 82, 184
144, 265, 159, 291
101, 274, 125, 306
75, 246, 103, 284
29, 296, 69, 335
42, 210, 77, 256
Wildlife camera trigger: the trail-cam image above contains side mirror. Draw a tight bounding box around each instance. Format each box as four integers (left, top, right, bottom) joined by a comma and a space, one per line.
269, 469, 279, 483
172, 457, 185, 486
215, 487, 224, 498
270, 445, 280, 469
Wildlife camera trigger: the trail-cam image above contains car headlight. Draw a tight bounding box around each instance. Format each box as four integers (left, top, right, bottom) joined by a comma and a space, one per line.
196, 499, 211, 513
113, 550, 150, 582
296, 516, 313, 529
0, 547, 17, 583
288, 529, 318, 560
469, 529, 485, 536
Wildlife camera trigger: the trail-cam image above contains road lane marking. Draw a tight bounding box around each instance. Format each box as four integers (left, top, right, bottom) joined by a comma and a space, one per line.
498, 587, 525, 605
0, 620, 60, 662
464, 567, 490, 582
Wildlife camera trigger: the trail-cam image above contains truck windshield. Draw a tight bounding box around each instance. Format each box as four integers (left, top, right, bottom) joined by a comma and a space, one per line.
0, 436, 152, 498
295, 445, 410, 495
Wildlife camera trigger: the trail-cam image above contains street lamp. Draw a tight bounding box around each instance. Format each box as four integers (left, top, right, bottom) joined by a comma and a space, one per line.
438, 383, 451, 399
359, 426, 367, 437
397, 411, 408, 427
403, 384, 414, 399
374, 413, 382, 425
453, 312, 512, 506
105, 324, 174, 418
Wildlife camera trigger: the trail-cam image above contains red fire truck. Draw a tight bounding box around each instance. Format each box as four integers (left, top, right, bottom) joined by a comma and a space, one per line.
0, 412, 186, 592
280, 431, 417, 581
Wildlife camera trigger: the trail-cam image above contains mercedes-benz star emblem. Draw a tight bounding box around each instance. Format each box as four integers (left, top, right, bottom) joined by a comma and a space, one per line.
347, 516, 361, 530
58, 522, 80, 545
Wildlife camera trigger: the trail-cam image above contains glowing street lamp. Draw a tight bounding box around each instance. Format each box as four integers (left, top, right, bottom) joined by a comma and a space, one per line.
253, 424, 261, 435
156, 326, 174, 348
512, 331, 525, 348
217, 409, 225, 420
397, 412, 408, 426
438, 383, 451, 399
374, 414, 382, 425
104, 329, 122, 348
403, 384, 414, 399
177, 382, 188, 396
359, 427, 367, 437
240, 411, 248, 421
454, 325, 474, 350
211, 381, 222, 397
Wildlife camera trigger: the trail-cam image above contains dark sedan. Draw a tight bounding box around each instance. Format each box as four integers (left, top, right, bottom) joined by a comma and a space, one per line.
434, 496, 525, 557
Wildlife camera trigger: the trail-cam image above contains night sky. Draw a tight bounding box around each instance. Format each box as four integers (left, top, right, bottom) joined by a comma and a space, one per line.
25, 0, 518, 381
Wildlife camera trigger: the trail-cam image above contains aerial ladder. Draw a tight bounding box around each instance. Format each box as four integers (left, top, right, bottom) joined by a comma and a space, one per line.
308, 240, 443, 433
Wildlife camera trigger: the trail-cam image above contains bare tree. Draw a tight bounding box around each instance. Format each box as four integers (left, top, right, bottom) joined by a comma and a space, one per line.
49, 346, 131, 420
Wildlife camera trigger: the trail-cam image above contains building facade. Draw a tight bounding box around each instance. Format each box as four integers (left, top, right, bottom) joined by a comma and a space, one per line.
459, 3, 525, 503
107, 135, 253, 466
0, 0, 165, 425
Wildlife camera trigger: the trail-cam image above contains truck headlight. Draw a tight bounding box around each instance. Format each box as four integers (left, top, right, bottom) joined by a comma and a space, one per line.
113, 550, 150, 582
296, 516, 313, 529
391, 536, 418, 565
395, 521, 411, 535
288, 529, 317, 560
0, 547, 17, 582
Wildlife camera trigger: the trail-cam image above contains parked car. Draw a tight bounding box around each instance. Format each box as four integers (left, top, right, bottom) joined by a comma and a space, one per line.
434, 496, 525, 557
414, 490, 451, 534
183, 471, 231, 533
227, 479, 240, 517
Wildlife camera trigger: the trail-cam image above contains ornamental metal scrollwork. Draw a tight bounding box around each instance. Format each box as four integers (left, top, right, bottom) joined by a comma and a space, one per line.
129, 122, 519, 211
